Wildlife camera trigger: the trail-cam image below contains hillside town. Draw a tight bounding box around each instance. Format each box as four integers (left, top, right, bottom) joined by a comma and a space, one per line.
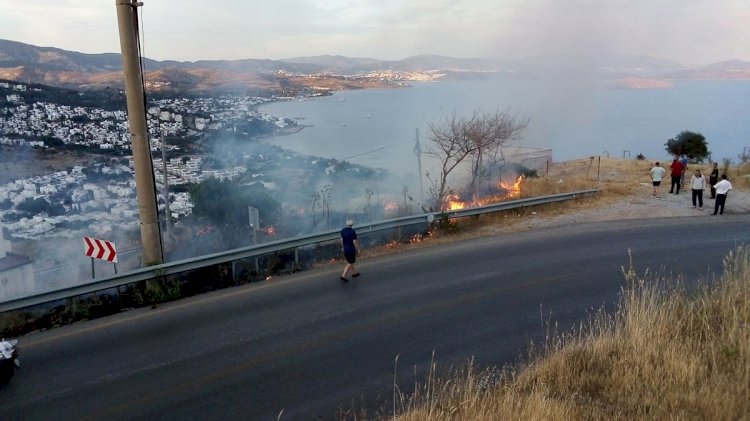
0, 80, 300, 240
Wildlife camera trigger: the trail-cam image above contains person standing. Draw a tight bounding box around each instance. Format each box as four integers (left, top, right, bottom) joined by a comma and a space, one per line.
669, 157, 684, 194
709, 162, 720, 199
650, 162, 666, 197
679, 155, 689, 188
340, 218, 360, 282
690, 169, 705, 210
712, 174, 733, 215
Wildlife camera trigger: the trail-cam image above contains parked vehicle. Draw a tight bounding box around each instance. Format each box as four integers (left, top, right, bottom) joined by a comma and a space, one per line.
0, 339, 19, 384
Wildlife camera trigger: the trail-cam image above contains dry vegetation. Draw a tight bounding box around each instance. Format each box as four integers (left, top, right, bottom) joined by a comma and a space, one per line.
365, 157, 750, 421
412, 157, 750, 245
388, 247, 750, 421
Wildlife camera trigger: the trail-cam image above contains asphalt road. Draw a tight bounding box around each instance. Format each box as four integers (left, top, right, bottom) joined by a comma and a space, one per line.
2, 215, 750, 420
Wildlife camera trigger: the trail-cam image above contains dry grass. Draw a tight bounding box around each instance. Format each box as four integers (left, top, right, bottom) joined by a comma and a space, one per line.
411, 158, 645, 241
427, 157, 750, 241
368, 157, 750, 420
389, 248, 750, 421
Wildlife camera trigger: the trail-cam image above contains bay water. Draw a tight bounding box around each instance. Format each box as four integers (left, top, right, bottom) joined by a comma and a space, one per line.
261, 78, 750, 175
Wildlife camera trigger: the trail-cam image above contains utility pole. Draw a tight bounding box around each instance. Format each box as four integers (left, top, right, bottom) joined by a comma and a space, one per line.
413, 128, 424, 205
160, 129, 172, 240
248, 206, 260, 274
115, 0, 163, 265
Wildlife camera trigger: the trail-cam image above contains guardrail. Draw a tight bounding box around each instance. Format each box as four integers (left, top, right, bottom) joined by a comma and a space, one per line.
0, 189, 599, 312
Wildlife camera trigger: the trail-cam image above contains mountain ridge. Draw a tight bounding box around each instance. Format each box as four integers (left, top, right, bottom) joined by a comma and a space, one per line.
2, 38, 749, 93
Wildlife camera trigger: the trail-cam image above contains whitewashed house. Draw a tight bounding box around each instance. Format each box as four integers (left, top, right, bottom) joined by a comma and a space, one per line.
0, 229, 35, 302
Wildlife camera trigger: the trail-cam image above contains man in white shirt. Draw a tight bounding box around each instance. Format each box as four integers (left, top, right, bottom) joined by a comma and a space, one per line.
712, 174, 733, 215
650, 162, 666, 198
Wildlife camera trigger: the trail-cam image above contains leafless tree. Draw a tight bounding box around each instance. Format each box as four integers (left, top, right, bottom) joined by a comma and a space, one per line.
310, 192, 320, 227
363, 187, 374, 221
320, 184, 333, 229
425, 110, 528, 208
465, 110, 529, 200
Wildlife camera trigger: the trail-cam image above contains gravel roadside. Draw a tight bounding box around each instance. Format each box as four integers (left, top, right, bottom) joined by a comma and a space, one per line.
526, 181, 750, 229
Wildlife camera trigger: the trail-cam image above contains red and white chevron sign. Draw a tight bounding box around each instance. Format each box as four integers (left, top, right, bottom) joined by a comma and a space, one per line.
83, 236, 118, 263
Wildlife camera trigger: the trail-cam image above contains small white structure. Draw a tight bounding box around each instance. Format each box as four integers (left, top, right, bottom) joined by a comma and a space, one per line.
0, 229, 35, 302
503, 145, 554, 173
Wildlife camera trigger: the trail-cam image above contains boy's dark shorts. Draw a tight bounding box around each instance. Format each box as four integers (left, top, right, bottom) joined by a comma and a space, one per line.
653, 181, 661, 186
344, 252, 356, 264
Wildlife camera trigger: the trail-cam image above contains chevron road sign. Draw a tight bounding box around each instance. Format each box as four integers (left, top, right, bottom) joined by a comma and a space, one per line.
83, 236, 118, 263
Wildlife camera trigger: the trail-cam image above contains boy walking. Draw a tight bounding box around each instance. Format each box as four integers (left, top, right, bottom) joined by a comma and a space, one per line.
650, 162, 666, 197
340, 219, 360, 282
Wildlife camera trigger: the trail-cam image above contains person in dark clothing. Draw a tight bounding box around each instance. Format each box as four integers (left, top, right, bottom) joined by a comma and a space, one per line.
669, 157, 684, 194
340, 219, 360, 282
679, 155, 689, 188
709, 162, 719, 199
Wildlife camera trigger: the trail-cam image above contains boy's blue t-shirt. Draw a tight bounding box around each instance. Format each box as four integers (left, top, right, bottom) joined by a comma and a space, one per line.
341, 227, 357, 252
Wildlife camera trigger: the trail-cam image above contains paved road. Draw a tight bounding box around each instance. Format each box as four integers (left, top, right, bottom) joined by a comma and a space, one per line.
2, 215, 749, 420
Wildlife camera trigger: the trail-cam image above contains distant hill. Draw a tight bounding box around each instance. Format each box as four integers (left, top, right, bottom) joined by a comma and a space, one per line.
0, 39, 156, 72
279, 54, 501, 73
1, 38, 749, 93
280, 55, 386, 72
704, 60, 750, 71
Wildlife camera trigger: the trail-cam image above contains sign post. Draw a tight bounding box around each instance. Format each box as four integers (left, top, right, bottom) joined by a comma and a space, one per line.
84, 236, 118, 279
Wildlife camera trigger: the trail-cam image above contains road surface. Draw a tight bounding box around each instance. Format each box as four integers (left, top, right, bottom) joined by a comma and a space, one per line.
2, 215, 749, 419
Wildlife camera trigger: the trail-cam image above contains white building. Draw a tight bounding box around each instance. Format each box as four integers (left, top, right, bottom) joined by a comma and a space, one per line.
0, 229, 35, 302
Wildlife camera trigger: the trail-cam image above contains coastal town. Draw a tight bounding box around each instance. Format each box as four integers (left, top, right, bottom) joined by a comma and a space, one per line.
0, 80, 302, 240
0, 78, 404, 300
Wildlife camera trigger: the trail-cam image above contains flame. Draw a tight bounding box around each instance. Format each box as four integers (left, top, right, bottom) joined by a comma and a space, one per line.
262, 225, 276, 236
448, 201, 465, 210
500, 175, 524, 198
196, 225, 215, 236
444, 193, 466, 211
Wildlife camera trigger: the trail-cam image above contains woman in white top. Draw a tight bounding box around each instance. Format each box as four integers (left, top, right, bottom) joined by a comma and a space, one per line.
690, 169, 706, 209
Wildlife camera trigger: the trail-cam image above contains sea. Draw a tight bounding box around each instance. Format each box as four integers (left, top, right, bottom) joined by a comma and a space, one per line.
260, 78, 750, 176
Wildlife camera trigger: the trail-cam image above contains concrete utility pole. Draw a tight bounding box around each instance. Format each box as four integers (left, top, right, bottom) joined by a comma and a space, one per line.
248, 206, 260, 274
161, 129, 172, 240
115, 0, 163, 265
413, 128, 424, 205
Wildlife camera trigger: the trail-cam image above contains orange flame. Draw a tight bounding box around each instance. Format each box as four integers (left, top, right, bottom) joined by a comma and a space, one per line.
500, 175, 524, 198
384, 200, 399, 212
262, 226, 276, 236
448, 201, 465, 210
444, 194, 466, 211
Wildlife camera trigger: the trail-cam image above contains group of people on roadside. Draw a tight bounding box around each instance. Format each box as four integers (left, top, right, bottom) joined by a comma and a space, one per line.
650, 157, 733, 215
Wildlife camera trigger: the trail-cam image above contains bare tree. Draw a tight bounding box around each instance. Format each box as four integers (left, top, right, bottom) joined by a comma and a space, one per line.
310, 192, 320, 227
320, 184, 333, 229
364, 187, 374, 221
425, 110, 528, 209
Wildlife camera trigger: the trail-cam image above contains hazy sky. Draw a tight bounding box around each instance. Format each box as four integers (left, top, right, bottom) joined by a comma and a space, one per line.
1, 0, 748, 64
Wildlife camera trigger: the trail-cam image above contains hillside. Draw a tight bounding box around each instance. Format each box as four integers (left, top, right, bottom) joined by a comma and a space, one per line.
2, 38, 750, 94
